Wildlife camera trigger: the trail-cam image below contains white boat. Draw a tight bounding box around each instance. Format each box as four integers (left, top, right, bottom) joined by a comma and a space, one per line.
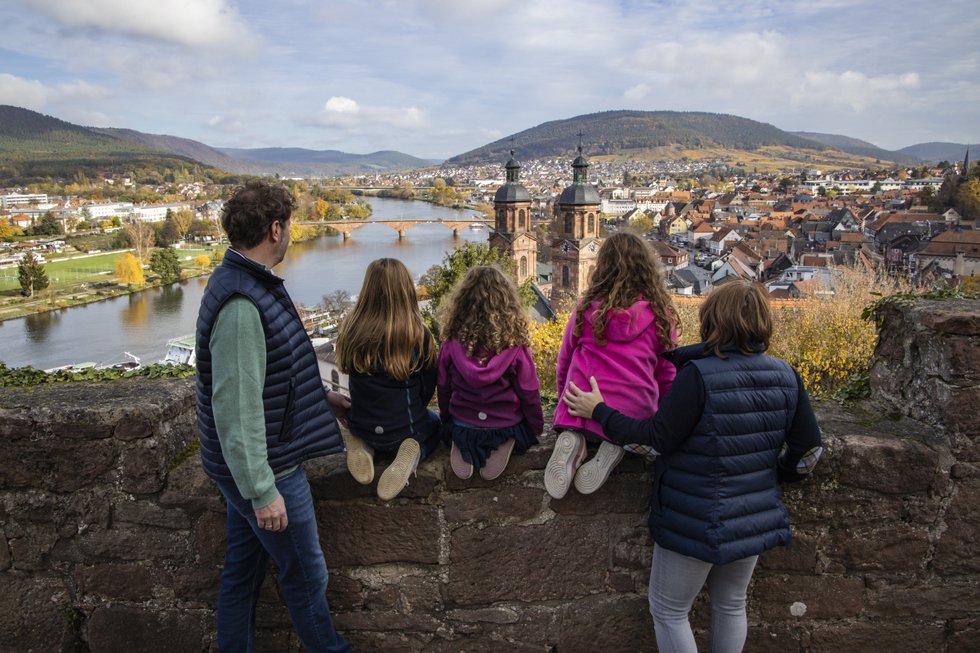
44, 361, 97, 374
163, 335, 196, 366
468, 222, 487, 230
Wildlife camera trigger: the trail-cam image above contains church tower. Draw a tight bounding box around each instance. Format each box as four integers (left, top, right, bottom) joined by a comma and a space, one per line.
489, 151, 537, 285
550, 145, 601, 306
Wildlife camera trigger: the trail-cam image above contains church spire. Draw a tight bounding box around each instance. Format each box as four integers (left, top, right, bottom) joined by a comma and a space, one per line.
962, 148, 971, 180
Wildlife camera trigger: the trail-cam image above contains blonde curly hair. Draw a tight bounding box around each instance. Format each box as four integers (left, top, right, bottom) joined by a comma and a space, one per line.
438, 266, 530, 355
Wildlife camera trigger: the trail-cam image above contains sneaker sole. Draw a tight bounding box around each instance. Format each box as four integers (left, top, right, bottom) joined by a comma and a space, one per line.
451, 442, 474, 480
377, 439, 421, 501
574, 440, 625, 494
340, 425, 374, 485
544, 432, 585, 499
479, 438, 515, 481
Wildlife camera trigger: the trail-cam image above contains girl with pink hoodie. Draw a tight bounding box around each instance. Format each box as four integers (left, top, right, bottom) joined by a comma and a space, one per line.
546, 232, 679, 499
437, 266, 544, 480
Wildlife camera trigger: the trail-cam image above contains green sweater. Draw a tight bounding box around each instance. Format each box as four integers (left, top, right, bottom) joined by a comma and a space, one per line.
211, 296, 296, 510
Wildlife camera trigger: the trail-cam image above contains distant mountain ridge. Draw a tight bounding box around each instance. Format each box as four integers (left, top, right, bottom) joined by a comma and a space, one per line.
897, 142, 979, 163
448, 110, 831, 166
790, 131, 920, 164
216, 147, 440, 176
0, 105, 438, 180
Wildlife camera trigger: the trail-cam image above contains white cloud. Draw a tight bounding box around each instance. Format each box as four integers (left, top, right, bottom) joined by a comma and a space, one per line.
23, 0, 255, 52
313, 97, 428, 131
325, 96, 360, 114
0, 73, 48, 109
624, 84, 650, 101
792, 70, 920, 112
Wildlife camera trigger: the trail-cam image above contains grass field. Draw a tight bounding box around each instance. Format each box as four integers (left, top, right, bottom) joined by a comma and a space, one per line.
0, 246, 222, 293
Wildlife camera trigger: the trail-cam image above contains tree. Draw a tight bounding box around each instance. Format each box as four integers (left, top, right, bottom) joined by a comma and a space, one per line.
194, 254, 211, 268
417, 242, 533, 338
171, 208, 194, 240
320, 289, 355, 316
115, 252, 144, 286
156, 217, 181, 246
187, 219, 221, 240
17, 252, 48, 297
32, 212, 63, 236
0, 218, 23, 240
955, 178, 980, 221
124, 220, 156, 263
149, 248, 182, 284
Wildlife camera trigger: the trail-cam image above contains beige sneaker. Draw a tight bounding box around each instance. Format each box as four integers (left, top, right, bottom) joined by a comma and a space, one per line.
340, 424, 374, 485
544, 431, 586, 499
377, 439, 421, 501
573, 440, 625, 494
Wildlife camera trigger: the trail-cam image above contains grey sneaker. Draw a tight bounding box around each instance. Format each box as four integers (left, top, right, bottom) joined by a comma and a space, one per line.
573, 440, 625, 494
377, 439, 421, 501
544, 431, 586, 499
340, 424, 375, 485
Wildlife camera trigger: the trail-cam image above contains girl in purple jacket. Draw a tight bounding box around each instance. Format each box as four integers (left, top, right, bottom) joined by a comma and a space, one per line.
437, 266, 544, 480
546, 232, 679, 499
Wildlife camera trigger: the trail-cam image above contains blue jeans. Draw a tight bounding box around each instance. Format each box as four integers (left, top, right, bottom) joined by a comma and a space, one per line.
648, 544, 758, 653
215, 466, 351, 653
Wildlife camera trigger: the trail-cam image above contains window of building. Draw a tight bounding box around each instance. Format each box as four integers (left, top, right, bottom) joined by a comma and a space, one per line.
519, 209, 526, 230
562, 265, 569, 287
564, 213, 573, 233
330, 369, 340, 392
587, 213, 595, 234
520, 256, 527, 278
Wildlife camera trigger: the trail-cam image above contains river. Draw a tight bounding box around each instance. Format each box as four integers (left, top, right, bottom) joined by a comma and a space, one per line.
0, 197, 488, 370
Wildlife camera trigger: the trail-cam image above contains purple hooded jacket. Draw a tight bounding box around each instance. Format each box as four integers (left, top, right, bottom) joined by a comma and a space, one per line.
437, 339, 544, 436
553, 299, 676, 441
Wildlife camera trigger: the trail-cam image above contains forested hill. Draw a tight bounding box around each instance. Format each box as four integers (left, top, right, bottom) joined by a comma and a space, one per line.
447, 110, 829, 165
93, 127, 248, 172
791, 131, 920, 164
898, 142, 980, 163
0, 105, 225, 184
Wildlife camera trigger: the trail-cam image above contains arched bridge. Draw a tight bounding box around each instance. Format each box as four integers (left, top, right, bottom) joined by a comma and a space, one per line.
297, 218, 494, 239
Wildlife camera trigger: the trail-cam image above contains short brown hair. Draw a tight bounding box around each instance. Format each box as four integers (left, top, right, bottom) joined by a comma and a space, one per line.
699, 280, 772, 358
221, 180, 296, 249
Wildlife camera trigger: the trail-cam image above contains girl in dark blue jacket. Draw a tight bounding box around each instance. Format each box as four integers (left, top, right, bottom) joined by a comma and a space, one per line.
335, 258, 440, 501
564, 280, 823, 653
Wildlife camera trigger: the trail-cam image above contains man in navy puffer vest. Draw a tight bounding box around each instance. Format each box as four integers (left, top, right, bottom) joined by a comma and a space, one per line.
196, 180, 351, 652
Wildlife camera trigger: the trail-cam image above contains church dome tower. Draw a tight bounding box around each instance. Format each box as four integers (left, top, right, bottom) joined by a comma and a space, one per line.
489, 151, 537, 285
551, 144, 602, 305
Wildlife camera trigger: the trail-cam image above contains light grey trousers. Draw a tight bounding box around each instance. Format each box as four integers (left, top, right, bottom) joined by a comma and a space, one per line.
648, 544, 759, 653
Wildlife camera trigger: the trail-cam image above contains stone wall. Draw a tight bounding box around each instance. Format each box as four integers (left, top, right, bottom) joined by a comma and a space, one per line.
1, 298, 978, 652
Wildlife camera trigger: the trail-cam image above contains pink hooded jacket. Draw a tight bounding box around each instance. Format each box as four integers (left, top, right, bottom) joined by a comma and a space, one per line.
553, 299, 676, 441
437, 339, 544, 436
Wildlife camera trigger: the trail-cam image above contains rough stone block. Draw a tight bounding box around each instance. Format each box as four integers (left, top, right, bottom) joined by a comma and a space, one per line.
827, 523, 931, 572
77, 526, 190, 561
113, 499, 190, 529
933, 477, 980, 574
448, 520, 611, 604
808, 621, 945, 652
87, 606, 206, 653
751, 575, 865, 620
837, 433, 937, 495
0, 573, 73, 652
549, 472, 650, 515
74, 562, 158, 601
443, 486, 546, 523
193, 509, 227, 565
948, 617, 980, 653
557, 594, 656, 652
320, 502, 441, 566
757, 532, 818, 572
866, 582, 979, 619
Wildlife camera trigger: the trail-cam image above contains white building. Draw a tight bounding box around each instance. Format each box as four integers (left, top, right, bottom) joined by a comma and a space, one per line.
1, 193, 48, 209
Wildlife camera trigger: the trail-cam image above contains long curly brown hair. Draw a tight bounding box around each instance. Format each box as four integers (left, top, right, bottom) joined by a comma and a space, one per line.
438, 266, 530, 355
574, 232, 678, 348
336, 258, 436, 380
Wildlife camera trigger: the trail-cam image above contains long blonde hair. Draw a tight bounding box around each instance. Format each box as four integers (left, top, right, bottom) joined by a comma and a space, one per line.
575, 232, 678, 348
439, 266, 530, 355
336, 258, 435, 379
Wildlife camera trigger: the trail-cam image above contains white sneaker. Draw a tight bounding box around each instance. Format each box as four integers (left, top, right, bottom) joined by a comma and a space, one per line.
340, 424, 375, 485
377, 439, 421, 501
544, 431, 586, 499
574, 440, 625, 494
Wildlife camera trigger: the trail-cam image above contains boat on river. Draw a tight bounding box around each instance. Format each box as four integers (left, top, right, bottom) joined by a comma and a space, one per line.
163, 335, 197, 366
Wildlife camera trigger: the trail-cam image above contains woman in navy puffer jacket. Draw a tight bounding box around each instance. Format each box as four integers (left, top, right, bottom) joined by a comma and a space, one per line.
564, 280, 823, 653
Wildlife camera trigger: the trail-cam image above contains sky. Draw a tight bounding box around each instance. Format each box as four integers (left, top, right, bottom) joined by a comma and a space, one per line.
0, 0, 977, 160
